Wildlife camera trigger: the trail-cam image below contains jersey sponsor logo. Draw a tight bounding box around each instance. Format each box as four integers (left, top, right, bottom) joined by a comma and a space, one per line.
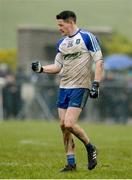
76, 39, 81, 44
63, 52, 82, 60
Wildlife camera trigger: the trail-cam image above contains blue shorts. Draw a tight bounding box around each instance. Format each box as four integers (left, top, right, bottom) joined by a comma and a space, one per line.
57, 88, 90, 109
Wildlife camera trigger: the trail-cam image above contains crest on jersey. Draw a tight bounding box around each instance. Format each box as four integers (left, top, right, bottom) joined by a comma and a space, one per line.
76, 39, 80, 44
67, 41, 73, 47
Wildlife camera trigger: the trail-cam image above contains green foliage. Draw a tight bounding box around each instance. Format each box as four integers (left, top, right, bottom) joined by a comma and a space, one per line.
101, 33, 132, 56
0, 49, 17, 71
0, 121, 132, 179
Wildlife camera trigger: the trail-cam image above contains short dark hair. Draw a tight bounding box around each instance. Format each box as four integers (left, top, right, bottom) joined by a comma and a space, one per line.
56, 11, 77, 23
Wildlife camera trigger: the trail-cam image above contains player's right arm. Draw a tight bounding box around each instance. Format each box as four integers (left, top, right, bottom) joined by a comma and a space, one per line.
31, 52, 63, 74
42, 64, 61, 74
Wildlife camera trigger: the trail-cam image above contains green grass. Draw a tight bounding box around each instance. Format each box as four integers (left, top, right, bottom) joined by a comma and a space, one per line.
0, 0, 132, 48
0, 120, 132, 179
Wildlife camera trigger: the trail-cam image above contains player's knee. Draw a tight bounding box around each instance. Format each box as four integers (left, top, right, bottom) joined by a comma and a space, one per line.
60, 121, 65, 131
64, 121, 74, 132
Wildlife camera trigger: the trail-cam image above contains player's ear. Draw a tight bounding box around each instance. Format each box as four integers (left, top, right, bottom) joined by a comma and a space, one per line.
68, 19, 75, 26
66, 19, 73, 25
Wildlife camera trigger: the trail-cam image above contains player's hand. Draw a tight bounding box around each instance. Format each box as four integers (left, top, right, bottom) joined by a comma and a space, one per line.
31, 61, 43, 73
90, 81, 99, 98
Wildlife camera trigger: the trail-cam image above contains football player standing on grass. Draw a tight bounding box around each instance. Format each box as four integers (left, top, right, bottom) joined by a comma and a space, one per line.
31, 10, 104, 172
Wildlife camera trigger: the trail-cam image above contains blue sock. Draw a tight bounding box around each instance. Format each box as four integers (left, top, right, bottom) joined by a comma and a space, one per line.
67, 154, 76, 165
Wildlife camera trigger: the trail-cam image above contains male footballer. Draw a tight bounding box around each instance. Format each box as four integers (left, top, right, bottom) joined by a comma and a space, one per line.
31, 10, 104, 172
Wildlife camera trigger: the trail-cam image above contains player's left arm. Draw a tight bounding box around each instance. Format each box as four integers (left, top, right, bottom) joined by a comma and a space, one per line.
85, 32, 104, 98
89, 50, 104, 98
86, 33, 104, 83
90, 44, 104, 98
94, 58, 104, 82
90, 48, 104, 82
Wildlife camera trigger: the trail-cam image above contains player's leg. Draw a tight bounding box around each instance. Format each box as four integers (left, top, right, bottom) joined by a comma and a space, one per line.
58, 108, 75, 154
64, 107, 97, 170
64, 107, 89, 144
57, 88, 76, 171
58, 108, 76, 172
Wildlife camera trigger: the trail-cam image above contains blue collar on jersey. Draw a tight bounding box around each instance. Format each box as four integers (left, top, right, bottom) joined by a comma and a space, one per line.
68, 29, 80, 38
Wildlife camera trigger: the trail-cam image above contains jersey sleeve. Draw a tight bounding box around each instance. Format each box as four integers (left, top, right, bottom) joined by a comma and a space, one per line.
54, 52, 63, 68
80, 31, 103, 62
56, 38, 64, 53
55, 38, 64, 67
90, 50, 103, 62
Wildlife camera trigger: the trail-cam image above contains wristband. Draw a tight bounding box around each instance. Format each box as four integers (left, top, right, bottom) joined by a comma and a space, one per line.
39, 67, 43, 73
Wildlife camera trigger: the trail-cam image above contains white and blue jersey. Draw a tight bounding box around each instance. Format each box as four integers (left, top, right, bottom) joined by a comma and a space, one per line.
55, 29, 103, 89
55, 29, 103, 109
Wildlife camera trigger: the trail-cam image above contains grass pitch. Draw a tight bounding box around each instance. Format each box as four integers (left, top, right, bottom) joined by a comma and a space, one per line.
0, 120, 132, 179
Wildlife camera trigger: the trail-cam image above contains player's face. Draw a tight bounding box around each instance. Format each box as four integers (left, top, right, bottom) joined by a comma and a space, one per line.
57, 19, 72, 36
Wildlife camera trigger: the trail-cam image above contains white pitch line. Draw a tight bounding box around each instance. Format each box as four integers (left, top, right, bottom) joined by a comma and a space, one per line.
0, 162, 18, 166
20, 139, 49, 146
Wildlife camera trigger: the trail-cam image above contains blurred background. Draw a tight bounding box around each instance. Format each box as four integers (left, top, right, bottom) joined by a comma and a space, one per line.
0, 0, 132, 123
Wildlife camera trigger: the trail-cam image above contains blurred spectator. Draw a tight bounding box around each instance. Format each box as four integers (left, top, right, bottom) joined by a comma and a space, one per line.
0, 64, 9, 77
99, 71, 128, 124
16, 66, 28, 84
2, 74, 23, 119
